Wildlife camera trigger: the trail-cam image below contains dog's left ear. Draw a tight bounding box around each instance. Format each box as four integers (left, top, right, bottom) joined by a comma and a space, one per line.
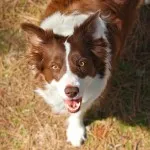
74, 11, 104, 40
21, 23, 53, 45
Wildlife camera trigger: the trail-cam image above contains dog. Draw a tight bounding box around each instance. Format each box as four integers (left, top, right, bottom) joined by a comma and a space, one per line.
21, 0, 144, 147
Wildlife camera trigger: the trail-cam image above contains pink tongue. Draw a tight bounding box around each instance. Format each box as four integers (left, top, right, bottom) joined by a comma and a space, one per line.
64, 99, 82, 113
64, 100, 78, 107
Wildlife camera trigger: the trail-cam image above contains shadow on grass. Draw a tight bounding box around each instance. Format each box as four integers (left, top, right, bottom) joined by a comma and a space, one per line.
85, 4, 150, 128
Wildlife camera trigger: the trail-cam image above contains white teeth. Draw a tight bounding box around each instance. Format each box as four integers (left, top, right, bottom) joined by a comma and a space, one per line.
65, 102, 81, 112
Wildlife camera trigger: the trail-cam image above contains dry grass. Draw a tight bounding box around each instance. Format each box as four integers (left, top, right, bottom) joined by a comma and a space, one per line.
0, 1, 150, 150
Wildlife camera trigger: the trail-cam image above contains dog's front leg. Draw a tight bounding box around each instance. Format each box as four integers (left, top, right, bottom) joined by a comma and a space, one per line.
66, 110, 86, 147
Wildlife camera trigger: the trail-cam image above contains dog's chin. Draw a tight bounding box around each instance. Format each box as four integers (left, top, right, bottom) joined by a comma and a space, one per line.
64, 98, 82, 113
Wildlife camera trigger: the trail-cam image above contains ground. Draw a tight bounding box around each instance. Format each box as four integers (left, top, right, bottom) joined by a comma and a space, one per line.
0, 1, 150, 150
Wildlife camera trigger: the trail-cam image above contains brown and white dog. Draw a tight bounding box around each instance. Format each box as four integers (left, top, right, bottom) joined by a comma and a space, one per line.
21, 0, 145, 147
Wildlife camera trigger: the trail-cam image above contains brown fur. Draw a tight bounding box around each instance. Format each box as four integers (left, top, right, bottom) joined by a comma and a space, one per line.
21, 23, 68, 82
68, 13, 107, 78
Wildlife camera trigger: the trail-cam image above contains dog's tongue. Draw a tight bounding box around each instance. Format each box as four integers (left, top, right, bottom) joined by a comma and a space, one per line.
64, 99, 81, 113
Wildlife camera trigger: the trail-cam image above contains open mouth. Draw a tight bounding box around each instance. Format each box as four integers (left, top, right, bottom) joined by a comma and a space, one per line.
64, 98, 82, 113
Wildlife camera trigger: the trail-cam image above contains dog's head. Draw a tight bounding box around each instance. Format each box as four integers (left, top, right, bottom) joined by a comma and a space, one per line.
21, 12, 110, 113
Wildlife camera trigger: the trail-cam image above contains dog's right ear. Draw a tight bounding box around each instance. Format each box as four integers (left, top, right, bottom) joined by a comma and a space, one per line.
21, 23, 53, 45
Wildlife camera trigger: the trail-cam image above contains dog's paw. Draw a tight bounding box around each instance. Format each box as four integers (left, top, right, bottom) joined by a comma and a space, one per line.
67, 125, 86, 147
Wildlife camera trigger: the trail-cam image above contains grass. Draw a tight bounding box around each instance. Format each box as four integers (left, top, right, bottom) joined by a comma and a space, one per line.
0, 1, 150, 150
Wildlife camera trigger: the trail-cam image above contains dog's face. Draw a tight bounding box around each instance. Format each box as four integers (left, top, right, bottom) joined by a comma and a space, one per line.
22, 13, 109, 113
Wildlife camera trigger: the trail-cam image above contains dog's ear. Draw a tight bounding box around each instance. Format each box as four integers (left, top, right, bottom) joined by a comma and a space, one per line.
74, 11, 104, 40
21, 23, 53, 45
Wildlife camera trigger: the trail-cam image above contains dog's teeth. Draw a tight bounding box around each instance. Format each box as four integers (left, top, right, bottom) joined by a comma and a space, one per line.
65, 102, 81, 112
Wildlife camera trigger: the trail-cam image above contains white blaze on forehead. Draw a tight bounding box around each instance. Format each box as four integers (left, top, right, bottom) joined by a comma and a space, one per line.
64, 41, 71, 72
63, 41, 80, 87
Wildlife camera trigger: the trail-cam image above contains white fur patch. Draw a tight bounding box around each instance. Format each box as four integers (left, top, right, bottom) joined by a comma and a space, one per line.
40, 12, 89, 36
67, 112, 86, 147
64, 41, 71, 72
35, 82, 65, 113
93, 17, 106, 39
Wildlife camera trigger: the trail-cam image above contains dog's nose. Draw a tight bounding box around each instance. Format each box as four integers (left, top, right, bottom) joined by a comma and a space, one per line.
64, 86, 79, 98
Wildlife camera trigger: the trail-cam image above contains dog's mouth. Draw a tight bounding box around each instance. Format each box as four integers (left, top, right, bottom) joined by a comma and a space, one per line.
64, 98, 82, 113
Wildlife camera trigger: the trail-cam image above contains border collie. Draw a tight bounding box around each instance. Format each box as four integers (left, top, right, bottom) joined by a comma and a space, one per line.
21, 0, 143, 147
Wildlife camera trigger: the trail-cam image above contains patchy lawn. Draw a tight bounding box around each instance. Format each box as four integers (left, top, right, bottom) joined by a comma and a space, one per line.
0, 1, 150, 150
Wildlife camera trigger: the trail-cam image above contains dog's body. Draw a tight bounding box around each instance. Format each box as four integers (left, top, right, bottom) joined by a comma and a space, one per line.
22, 0, 143, 147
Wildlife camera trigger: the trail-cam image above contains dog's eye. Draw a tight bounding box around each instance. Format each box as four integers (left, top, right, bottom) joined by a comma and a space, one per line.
79, 61, 85, 67
79, 59, 87, 67
51, 64, 60, 70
